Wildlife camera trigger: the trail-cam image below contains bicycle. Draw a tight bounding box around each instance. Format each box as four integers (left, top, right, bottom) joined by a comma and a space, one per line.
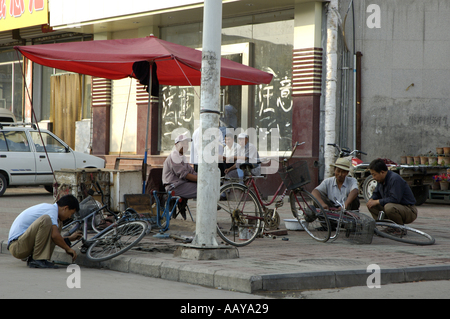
62, 186, 150, 262
217, 141, 331, 246
374, 211, 435, 245
323, 198, 376, 244
326, 198, 435, 245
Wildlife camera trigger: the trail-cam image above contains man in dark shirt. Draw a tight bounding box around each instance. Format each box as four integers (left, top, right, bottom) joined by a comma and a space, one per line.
366, 159, 417, 225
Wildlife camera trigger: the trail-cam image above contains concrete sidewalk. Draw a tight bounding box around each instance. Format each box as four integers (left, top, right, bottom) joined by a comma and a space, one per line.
1, 188, 450, 294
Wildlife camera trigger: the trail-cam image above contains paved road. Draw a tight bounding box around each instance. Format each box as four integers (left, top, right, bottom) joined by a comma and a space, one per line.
2, 186, 450, 297
257, 280, 450, 299
0, 253, 268, 300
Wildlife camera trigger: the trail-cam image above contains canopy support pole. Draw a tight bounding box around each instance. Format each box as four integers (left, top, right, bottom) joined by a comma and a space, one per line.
142, 63, 152, 194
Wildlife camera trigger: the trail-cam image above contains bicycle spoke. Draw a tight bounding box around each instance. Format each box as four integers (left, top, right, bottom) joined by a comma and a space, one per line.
289, 190, 330, 242
87, 221, 148, 262
217, 183, 261, 247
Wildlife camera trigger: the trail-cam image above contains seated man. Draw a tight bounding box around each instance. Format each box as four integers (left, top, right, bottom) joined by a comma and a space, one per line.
312, 158, 360, 210
366, 158, 417, 225
224, 133, 260, 181
223, 132, 238, 170
162, 134, 197, 219
8, 194, 81, 269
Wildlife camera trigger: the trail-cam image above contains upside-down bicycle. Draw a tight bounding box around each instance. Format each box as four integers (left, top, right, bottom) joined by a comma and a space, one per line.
62, 184, 150, 262
317, 198, 435, 245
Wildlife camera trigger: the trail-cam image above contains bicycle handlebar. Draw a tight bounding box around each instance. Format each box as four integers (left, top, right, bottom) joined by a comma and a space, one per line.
327, 143, 367, 157
285, 141, 305, 162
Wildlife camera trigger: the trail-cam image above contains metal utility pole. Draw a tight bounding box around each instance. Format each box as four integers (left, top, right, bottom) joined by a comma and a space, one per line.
192, 0, 222, 247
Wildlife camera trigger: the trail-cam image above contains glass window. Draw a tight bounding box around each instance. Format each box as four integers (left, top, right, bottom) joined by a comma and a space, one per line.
4, 131, 30, 152
230, 20, 294, 153
160, 18, 294, 153
30, 131, 67, 153
13, 62, 23, 121
0, 132, 7, 151
0, 55, 23, 121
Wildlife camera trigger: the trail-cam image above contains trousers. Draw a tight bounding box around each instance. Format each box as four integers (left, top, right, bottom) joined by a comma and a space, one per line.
369, 203, 417, 225
9, 215, 61, 261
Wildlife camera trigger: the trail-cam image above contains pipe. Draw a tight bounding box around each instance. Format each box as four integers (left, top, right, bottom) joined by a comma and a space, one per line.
356, 51, 363, 152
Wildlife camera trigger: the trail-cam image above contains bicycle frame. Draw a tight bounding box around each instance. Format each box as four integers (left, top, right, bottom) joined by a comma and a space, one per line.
243, 176, 289, 208
63, 204, 124, 248
227, 141, 307, 221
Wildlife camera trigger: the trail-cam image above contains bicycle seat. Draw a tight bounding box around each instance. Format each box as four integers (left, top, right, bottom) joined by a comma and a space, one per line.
239, 162, 260, 171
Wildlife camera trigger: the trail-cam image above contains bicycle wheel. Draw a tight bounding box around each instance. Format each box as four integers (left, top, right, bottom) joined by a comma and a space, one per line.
217, 183, 262, 247
86, 220, 148, 262
374, 220, 435, 245
289, 190, 331, 243
91, 209, 115, 233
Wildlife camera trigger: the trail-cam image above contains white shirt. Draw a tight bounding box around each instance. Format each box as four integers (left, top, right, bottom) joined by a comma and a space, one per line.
314, 176, 358, 205
224, 142, 238, 159
236, 142, 261, 176
8, 203, 59, 244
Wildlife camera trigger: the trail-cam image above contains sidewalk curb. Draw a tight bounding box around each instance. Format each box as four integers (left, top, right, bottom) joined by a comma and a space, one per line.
48, 246, 263, 293
2, 240, 450, 293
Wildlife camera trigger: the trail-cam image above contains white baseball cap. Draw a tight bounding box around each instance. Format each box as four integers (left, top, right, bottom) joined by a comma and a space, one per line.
237, 133, 248, 139
175, 134, 192, 144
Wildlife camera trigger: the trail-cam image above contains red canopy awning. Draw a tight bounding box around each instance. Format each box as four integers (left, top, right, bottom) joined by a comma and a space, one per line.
14, 36, 272, 86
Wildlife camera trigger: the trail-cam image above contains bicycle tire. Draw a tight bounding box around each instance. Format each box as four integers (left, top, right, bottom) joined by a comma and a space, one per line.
217, 183, 262, 247
91, 209, 115, 233
374, 221, 435, 245
86, 220, 148, 262
289, 190, 331, 243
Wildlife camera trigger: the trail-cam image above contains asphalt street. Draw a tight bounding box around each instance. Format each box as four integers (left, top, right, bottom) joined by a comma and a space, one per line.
0, 252, 267, 299
2, 186, 450, 299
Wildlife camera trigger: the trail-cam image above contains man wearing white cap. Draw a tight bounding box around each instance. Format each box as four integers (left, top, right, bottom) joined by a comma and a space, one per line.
162, 134, 197, 203
311, 158, 360, 210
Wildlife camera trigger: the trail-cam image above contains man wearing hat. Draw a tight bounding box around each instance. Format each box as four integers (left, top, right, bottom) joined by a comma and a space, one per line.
162, 134, 197, 217
311, 158, 360, 210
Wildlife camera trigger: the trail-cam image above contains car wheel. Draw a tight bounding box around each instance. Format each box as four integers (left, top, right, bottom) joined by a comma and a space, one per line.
44, 185, 53, 193
0, 173, 7, 196
363, 175, 377, 202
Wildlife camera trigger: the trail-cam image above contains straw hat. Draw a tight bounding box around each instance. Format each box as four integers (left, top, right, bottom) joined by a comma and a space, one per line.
330, 158, 351, 171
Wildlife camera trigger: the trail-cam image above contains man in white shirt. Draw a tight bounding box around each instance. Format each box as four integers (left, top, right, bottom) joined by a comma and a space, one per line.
7, 194, 81, 269
312, 158, 360, 210
224, 133, 260, 180
223, 133, 237, 164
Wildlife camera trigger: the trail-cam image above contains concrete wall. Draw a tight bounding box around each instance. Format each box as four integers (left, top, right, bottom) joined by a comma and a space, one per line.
353, 0, 450, 163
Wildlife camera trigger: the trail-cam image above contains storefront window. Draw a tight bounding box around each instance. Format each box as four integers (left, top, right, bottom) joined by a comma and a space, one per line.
0, 51, 23, 121
160, 18, 293, 153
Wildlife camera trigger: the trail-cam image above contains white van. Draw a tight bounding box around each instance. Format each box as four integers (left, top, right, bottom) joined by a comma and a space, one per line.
0, 109, 16, 123
0, 124, 105, 196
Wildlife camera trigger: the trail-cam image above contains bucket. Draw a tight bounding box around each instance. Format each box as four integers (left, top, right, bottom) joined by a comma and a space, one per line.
284, 219, 304, 230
